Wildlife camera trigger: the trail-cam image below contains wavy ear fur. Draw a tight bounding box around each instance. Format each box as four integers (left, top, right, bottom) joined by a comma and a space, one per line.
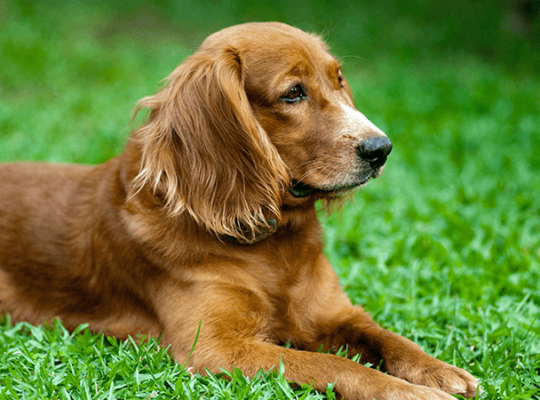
132, 47, 289, 243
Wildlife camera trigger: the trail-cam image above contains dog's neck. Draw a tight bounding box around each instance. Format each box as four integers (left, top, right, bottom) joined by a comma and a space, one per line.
222, 200, 320, 245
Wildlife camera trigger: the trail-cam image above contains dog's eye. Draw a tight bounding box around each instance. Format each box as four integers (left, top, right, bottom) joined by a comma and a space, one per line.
338, 70, 345, 88
280, 84, 308, 103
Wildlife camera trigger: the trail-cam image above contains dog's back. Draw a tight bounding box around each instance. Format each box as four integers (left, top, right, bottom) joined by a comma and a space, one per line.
0, 162, 96, 264
0, 162, 93, 245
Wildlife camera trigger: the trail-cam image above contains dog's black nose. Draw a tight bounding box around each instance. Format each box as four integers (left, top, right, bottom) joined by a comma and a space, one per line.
356, 136, 393, 167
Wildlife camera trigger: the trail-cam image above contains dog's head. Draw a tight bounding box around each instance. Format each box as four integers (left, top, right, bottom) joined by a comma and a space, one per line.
132, 22, 391, 243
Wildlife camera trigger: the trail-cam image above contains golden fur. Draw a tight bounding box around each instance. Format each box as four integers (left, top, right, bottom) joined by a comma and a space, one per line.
0, 22, 479, 399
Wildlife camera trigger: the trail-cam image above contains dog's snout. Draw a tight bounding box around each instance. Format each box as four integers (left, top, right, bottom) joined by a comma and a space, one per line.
356, 136, 393, 167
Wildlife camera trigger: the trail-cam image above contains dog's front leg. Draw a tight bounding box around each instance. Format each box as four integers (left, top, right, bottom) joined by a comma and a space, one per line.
316, 310, 480, 398
153, 281, 459, 400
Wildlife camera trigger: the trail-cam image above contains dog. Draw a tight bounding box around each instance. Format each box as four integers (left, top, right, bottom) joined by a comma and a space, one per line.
0, 22, 479, 399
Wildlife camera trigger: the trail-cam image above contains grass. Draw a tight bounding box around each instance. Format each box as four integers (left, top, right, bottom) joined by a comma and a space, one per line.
1, 0, 539, 398
0, 319, 337, 399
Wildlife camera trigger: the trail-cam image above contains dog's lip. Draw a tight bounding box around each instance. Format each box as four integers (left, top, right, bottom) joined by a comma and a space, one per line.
289, 176, 371, 198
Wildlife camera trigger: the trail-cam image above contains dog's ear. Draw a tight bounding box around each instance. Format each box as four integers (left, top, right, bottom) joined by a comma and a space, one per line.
132, 47, 289, 243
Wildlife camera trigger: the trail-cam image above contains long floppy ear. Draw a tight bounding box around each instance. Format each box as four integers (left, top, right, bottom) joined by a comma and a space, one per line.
132, 46, 289, 243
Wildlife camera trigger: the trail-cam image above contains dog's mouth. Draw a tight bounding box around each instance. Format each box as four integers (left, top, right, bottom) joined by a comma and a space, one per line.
289, 176, 372, 198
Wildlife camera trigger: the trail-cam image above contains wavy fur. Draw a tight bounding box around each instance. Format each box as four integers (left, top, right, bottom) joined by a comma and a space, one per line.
133, 46, 289, 243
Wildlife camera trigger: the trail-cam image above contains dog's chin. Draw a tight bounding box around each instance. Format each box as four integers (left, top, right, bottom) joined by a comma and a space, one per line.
289, 176, 372, 199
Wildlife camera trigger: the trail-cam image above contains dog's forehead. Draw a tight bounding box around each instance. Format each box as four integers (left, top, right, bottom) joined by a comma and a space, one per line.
202, 22, 334, 67
203, 22, 323, 46
200, 23, 340, 98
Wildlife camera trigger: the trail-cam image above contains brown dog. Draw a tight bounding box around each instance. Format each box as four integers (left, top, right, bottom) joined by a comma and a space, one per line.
0, 23, 478, 399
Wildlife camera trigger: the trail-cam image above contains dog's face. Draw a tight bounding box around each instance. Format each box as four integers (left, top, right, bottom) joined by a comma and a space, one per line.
203, 23, 392, 201
134, 22, 392, 242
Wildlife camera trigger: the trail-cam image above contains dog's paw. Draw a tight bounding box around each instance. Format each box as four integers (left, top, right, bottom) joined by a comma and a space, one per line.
394, 384, 459, 400
370, 374, 460, 400
404, 360, 480, 398
346, 368, 465, 400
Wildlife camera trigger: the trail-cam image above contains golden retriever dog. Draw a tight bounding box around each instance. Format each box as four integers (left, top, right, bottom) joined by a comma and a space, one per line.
0, 22, 479, 399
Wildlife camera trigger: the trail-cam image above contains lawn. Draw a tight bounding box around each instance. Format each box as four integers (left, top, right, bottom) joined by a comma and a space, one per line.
1, 0, 539, 399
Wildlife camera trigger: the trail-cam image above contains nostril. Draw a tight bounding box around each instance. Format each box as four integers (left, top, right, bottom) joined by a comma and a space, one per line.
356, 136, 393, 167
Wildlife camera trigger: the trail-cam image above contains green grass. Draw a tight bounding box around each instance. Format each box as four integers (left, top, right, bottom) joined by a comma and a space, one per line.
1, 0, 539, 398
0, 319, 338, 399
